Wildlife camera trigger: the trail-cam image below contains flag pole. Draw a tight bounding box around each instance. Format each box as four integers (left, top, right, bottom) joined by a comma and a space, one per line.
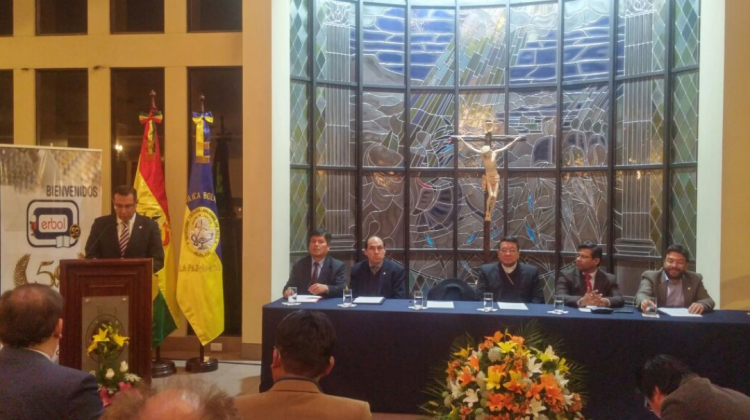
184, 93, 219, 373
140, 90, 177, 378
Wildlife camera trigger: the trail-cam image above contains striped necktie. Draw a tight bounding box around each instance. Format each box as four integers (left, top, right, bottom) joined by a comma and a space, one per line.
119, 221, 130, 257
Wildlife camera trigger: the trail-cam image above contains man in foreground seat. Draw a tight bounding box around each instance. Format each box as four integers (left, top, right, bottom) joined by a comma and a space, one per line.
639, 354, 750, 419
235, 310, 371, 420
0, 284, 104, 420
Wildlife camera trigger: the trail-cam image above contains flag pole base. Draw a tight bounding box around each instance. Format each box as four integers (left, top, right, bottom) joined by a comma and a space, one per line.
151, 360, 177, 378
185, 356, 219, 373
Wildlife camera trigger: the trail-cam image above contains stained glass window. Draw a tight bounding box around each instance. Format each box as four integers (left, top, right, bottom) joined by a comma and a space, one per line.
363, 5, 406, 85
291, 0, 700, 293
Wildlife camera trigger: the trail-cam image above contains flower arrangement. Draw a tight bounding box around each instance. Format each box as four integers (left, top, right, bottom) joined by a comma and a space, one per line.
429, 329, 585, 420
86, 321, 141, 406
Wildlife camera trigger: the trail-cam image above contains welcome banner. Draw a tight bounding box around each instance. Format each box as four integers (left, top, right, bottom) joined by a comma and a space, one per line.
0, 145, 102, 293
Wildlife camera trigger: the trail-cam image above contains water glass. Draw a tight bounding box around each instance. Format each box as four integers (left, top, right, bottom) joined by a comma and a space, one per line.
643, 297, 659, 318
413, 290, 424, 310
342, 288, 354, 307
287, 287, 298, 305
554, 295, 564, 313
482, 293, 494, 312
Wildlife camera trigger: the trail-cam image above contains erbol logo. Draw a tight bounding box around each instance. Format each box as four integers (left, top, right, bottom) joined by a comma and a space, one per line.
27, 200, 80, 248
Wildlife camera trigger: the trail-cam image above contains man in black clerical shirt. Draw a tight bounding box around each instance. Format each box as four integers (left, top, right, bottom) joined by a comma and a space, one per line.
349, 236, 406, 299
283, 229, 347, 298
476, 237, 544, 303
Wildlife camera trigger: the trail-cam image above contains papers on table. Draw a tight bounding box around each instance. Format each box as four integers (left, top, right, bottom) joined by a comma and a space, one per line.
497, 302, 528, 311
426, 301, 454, 309
578, 308, 591, 313
659, 307, 702, 317
353, 296, 385, 304
295, 295, 322, 303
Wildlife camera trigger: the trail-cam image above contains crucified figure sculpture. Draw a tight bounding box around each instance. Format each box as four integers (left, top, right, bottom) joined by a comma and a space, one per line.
455, 135, 524, 221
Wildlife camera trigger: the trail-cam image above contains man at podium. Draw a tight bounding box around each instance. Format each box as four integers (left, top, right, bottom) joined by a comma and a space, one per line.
85, 185, 164, 272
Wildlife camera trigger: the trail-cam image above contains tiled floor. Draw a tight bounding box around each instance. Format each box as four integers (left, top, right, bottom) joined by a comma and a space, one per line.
153, 360, 426, 419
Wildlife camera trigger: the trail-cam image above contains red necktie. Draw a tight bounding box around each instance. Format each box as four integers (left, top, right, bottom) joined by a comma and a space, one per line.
584, 273, 592, 293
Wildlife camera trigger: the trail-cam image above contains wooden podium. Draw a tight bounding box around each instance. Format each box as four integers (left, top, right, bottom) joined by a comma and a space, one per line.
59, 258, 153, 381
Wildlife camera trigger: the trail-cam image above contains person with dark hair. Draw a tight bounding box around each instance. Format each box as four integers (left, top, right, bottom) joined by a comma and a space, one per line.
555, 242, 623, 308
0, 284, 104, 420
349, 236, 406, 299
635, 244, 714, 314
476, 237, 544, 303
84, 185, 164, 273
103, 377, 239, 420
639, 354, 750, 419
283, 229, 346, 298
234, 310, 371, 419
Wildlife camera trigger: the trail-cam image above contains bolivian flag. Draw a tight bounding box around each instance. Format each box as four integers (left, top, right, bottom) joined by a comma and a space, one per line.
134, 108, 180, 348
176, 111, 224, 345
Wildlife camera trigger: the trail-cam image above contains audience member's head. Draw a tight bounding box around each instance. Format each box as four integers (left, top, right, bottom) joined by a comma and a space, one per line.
638, 354, 693, 416
103, 378, 238, 420
0, 284, 63, 349
273, 310, 336, 381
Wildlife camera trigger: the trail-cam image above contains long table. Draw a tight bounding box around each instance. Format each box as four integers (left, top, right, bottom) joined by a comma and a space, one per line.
260, 299, 750, 419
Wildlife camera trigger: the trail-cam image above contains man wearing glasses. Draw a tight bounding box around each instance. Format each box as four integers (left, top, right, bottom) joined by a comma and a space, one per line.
85, 185, 164, 273
635, 244, 714, 314
556, 242, 623, 308
476, 236, 544, 303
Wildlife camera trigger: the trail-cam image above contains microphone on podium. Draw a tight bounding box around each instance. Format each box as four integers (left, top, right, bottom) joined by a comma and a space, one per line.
84, 223, 118, 259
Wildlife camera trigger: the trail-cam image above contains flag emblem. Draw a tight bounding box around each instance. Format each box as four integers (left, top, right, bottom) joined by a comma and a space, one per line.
185, 207, 220, 256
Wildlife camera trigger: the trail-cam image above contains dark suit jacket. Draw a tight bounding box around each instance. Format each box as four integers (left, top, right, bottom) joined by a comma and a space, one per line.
660, 375, 750, 420
556, 268, 624, 308
349, 259, 406, 299
284, 255, 347, 298
0, 347, 104, 420
635, 269, 715, 311
476, 262, 544, 303
85, 213, 164, 273
235, 378, 371, 420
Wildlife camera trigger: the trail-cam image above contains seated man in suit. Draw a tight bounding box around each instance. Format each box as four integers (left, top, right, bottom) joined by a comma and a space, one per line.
283, 229, 346, 298
85, 185, 164, 273
349, 236, 406, 299
556, 242, 623, 308
0, 284, 104, 420
639, 354, 750, 419
635, 244, 714, 314
234, 310, 371, 420
476, 236, 544, 303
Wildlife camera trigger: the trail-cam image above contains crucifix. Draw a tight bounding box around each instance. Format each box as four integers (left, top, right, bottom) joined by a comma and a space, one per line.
451, 120, 525, 262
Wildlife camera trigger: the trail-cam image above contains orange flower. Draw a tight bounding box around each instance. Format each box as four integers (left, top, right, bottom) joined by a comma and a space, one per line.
486, 392, 515, 412
468, 355, 480, 372
509, 334, 525, 346
457, 366, 476, 386
526, 381, 544, 400
503, 371, 526, 394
